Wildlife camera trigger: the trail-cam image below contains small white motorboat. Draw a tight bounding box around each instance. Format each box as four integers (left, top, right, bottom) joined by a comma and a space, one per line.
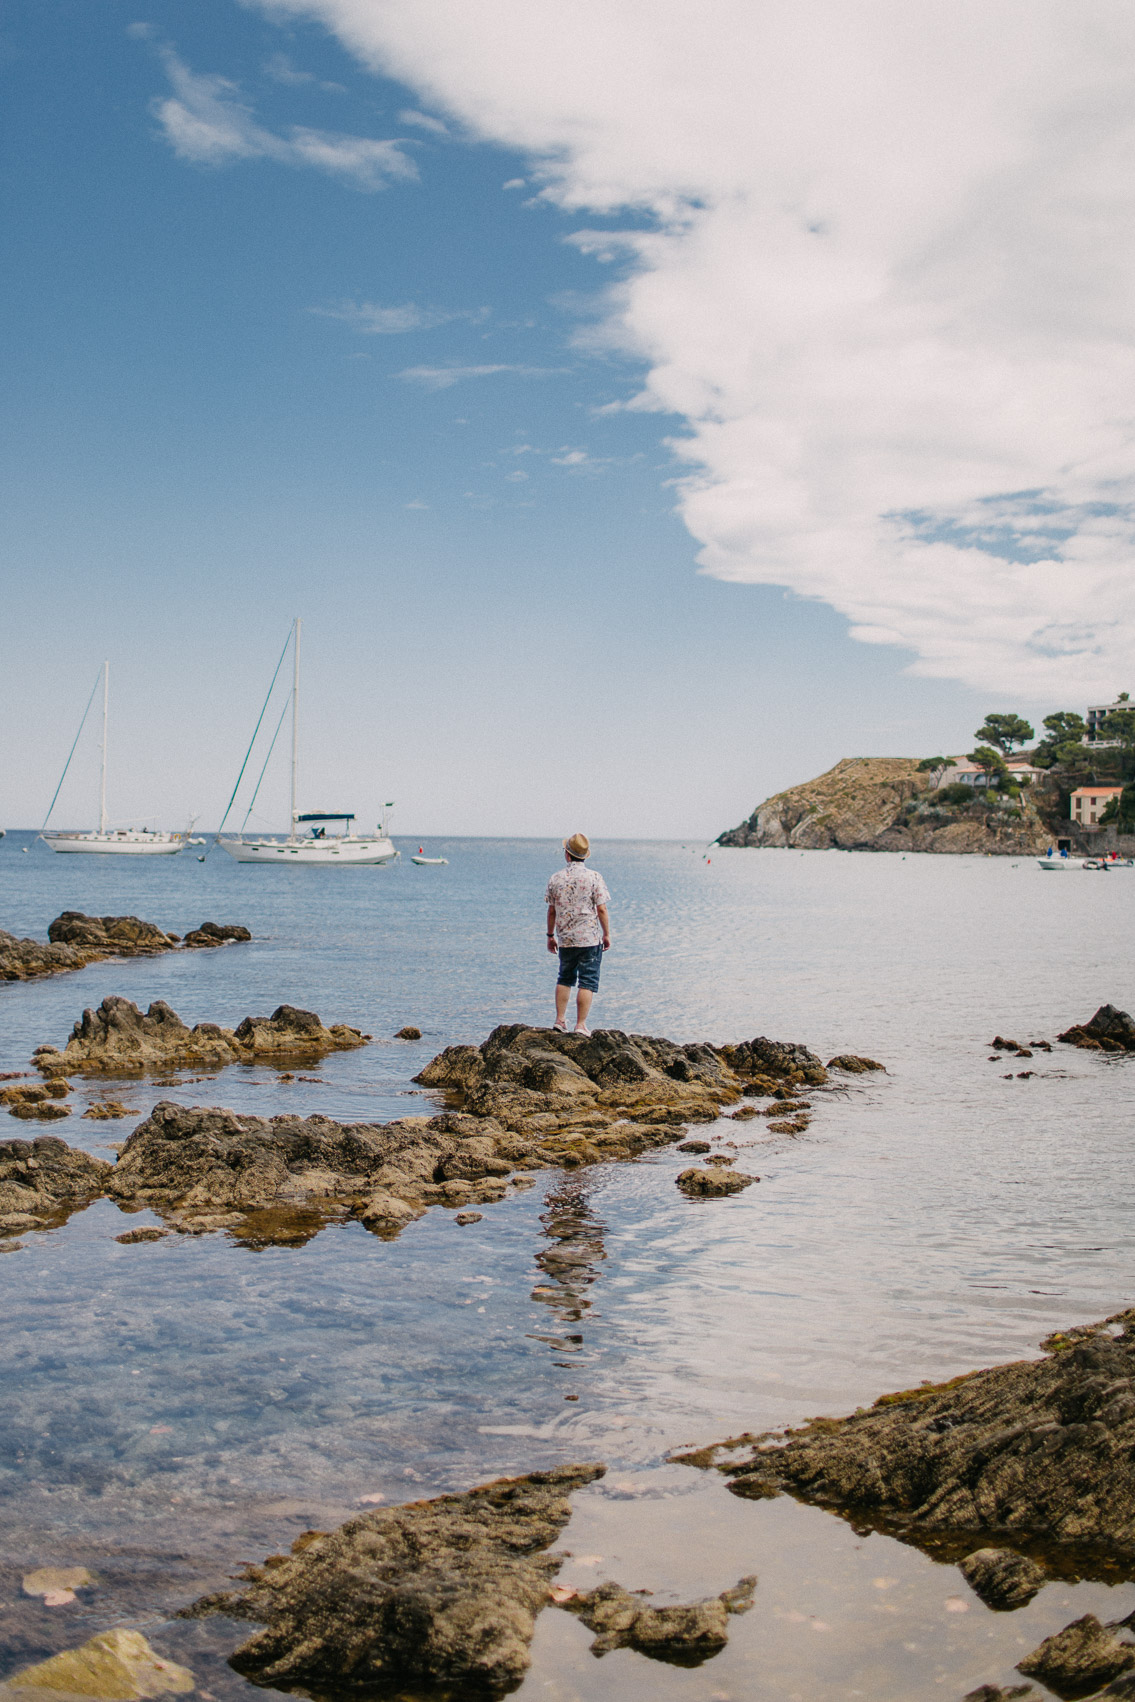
411, 846, 448, 865
1037, 855, 1073, 869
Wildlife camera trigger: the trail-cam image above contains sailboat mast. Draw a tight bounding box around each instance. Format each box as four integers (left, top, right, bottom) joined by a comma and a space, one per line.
289, 618, 300, 841
99, 661, 109, 836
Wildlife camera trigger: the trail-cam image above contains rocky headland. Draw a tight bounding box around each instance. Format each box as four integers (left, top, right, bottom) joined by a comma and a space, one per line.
32, 997, 368, 1077
186, 1463, 757, 1690
717, 757, 1051, 854
0, 913, 250, 982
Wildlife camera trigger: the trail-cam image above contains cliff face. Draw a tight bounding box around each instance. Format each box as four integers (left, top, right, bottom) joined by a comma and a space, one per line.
717, 757, 1052, 854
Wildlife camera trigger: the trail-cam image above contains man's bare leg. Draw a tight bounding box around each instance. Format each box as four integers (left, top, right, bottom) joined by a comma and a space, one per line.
554, 984, 571, 1027
575, 988, 594, 1030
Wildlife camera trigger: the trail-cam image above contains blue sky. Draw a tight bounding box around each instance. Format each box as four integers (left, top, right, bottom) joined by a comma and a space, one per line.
3, 0, 1125, 837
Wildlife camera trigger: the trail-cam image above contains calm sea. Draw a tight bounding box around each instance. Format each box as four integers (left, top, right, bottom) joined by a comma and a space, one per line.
1, 831, 1133, 1700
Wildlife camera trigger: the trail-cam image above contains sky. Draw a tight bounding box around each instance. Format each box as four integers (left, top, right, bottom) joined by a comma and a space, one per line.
3, 1, 1135, 837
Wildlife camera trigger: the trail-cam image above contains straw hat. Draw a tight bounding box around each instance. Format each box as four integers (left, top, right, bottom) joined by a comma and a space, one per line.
564, 832, 590, 859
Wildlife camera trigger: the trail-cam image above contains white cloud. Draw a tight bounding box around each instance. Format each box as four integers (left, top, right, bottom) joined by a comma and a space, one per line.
149, 44, 414, 189
251, 0, 1135, 698
311, 299, 486, 333
399, 108, 449, 135
398, 363, 567, 388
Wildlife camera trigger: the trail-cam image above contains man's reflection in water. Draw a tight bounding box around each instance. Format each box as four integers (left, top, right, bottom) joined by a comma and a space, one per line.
528, 1177, 607, 1364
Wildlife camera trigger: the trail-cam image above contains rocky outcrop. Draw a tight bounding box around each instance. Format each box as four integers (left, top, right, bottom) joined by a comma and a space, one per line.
557, 1574, 756, 1658
32, 998, 367, 1076
684, 1310, 1135, 1569
96, 1024, 843, 1239
2, 1081, 70, 1119
181, 921, 252, 948
187, 1465, 605, 1694
1017, 1614, 1135, 1694
0, 913, 250, 982
0, 1135, 112, 1236
415, 1023, 828, 1130
717, 757, 1051, 854
0, 1628, 194, 1701
46, 912, 178, 954
1059, 1005, 1135, 1052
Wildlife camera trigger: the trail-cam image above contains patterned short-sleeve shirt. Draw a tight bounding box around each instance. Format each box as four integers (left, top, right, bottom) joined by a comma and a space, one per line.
545, 863, 611, 947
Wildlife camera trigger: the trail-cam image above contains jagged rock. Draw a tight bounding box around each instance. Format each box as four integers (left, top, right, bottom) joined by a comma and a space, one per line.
693, 1311, 1135, 1562
415, 1025, 827, 1133
395, 1025, 422, 1040
959, 1548, 1047, 1610
47, 912, 177, 954
1017, 1614, 1135, 1693
82, 1102, 131, 1120
0, 1628, 194, 1700
33, 997, 366, 1076
94, 1024, 844, 1240
676, 1166, 756, 1196
1059, 1006, 1135, 1053
9, 1102, 71, 1121
676, 1140, 711, 1153
115, 1227, 168, 1244
0, 1136, 111, 1236
186, 1464, 604, 1693
767, 1116, 811, 1134
558, 1573, 756, 1658
717, 757, 1052, 856
181, 922, 252, 948
455, 1211, 483, 1225
827, 1054, 885, 1073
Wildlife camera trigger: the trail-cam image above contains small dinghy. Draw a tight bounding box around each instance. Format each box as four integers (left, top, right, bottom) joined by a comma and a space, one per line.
411, 845, 448, 865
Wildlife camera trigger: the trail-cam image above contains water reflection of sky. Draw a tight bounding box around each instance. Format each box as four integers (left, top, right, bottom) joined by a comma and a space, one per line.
2, 832, 1135, 1698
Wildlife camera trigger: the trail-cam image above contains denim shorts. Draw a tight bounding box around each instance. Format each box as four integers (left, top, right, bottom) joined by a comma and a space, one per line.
557, 943, 604, 992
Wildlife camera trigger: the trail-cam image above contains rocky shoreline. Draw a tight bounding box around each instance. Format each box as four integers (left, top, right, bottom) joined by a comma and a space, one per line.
679, 1309, 1135, 1700
0, 1023, 870, 1241
0, 913, 250, 983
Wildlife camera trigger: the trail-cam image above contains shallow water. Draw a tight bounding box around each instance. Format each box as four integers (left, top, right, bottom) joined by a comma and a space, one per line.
2, 830, 1134, 1699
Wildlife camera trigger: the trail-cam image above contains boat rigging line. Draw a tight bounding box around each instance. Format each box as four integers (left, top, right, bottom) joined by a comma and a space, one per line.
203, 620, 296, 860
39, 665, 105, 835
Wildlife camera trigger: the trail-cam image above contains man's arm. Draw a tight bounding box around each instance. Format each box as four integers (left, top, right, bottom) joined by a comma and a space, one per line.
547, 903, 558, 953
597, 903, 611, 948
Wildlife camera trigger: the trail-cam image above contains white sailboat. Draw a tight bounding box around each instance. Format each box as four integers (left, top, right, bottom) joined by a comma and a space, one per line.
217, 619, 398, 867
42, 663, 188, 856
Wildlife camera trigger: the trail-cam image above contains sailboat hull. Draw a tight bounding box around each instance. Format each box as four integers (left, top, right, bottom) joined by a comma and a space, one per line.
43, 832, 185, 855
217, 836, 398, 866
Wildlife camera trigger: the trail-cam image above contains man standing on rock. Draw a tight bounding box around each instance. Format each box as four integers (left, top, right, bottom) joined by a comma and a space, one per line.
545, 833, 611, 1036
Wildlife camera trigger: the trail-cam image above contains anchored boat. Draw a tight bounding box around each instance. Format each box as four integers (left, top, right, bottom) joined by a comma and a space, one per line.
41, 663, 188, 855
216, 619, 398, 867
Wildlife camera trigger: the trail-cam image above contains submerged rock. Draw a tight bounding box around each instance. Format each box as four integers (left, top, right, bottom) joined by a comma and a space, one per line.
959, 1548, 1047, 1610
1017, 1614, 1135, 1693
558, 1574, 756, 1659
187, 1464, 605, 1693
395, 1025, 422, 1040
33, 997, 366, 1076
21, 1567, 95, 1599
0, 1628, 194, 1700
0, 1136, 111, 1237
688, 1310, 1135, 1566
827, 1054, 885, 1073
1059, 1006, 1135, 1053
676, 1166, 757, 1196
181, 922, 252, 948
